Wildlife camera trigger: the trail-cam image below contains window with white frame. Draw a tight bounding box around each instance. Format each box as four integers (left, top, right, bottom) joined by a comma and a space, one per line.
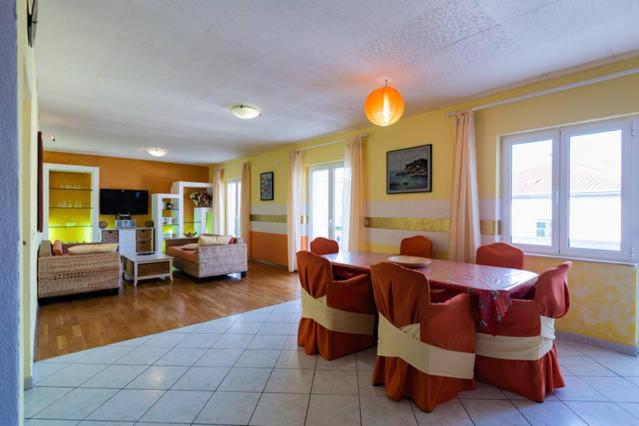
501, 116, 638, 262
226, 179, 241, 237
308, 162, 345, 245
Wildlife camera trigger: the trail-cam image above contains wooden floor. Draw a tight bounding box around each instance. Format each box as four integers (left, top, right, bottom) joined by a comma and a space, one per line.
36, 261, 300, 360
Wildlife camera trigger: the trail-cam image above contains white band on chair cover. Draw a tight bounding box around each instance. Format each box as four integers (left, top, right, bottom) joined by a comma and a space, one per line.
476, 316, 555, 361
301, 288, 375, 335
376, 314, 475, 379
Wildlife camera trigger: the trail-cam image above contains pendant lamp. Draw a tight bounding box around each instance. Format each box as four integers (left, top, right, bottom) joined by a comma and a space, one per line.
364, 80, 404, 126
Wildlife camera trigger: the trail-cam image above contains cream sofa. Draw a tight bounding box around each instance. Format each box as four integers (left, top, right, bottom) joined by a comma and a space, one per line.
37, 240, 121, 299
166, 235, 248, 279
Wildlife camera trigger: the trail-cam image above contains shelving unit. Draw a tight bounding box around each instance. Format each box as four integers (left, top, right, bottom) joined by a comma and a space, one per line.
171, 181, 213, 239
43, 163, 100, 243
151, 193, 182, 253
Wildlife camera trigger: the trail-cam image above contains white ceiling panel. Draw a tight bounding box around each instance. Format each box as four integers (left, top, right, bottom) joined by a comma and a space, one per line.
36, 0, 639, 164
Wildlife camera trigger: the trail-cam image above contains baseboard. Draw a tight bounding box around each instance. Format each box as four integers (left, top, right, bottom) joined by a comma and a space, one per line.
557, 331, 638, 356
249, 258, 290, 271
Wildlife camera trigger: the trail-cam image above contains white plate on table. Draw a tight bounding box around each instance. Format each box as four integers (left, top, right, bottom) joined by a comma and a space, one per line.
388, 255, 431, 268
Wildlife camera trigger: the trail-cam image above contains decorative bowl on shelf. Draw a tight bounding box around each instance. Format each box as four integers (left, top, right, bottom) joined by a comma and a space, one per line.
98, 221, 108, 229
387, 255, 431, 268
145, 220, 154, 228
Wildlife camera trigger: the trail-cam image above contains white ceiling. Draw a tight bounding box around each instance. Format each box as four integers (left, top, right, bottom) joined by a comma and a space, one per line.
36, 0, 639, 164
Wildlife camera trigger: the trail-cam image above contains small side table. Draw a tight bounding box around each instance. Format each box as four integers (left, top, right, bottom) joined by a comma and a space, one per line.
122, 252, 173, 286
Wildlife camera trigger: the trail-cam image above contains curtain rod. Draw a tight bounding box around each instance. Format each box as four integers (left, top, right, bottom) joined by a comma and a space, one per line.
296, 133, 368, 152
447, 66, 639, 117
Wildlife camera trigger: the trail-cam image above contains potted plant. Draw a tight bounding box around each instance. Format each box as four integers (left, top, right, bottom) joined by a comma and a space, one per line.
190, 191, 212, 208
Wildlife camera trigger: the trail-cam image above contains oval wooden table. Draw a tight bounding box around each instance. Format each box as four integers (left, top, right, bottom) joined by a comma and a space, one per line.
322, 251, 539, 331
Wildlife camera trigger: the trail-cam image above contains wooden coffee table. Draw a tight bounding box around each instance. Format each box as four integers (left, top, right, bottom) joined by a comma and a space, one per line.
122, 252, 173, 286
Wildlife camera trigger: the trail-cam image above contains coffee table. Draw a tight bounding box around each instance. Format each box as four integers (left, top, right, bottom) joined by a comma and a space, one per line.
122, 252, 173, 286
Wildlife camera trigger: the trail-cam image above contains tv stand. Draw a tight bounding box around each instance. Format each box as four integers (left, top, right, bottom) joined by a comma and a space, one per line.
101, 227, 154, 255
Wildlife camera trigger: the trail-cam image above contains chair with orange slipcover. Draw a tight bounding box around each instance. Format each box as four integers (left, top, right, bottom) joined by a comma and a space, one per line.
400, 235, 433, 258
297, 250, 376, 360
309, 237, 339, 255
476, 242, 524, 270
474, 262, 572, 401
370, 262, 476, 412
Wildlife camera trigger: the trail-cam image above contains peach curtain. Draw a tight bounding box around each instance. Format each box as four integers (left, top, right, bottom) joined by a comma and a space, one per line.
240, 162, 250, 245
287, 150, 303, 271
343, 136, 366, 251
449, 111, 481, 263
212, 168, 225, 235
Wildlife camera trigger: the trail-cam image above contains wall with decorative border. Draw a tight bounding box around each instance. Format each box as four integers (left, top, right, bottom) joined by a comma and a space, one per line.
215, 58, 639, 348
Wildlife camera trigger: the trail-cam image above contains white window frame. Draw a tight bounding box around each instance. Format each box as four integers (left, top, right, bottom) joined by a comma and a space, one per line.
501, 116, 639, 263
225, 179, 241, 237
308, 162, 344, 242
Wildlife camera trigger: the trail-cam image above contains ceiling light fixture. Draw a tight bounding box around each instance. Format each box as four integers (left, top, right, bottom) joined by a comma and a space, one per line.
364, 80, 405, 127
230, 104, 261, 119
147, 147, 168, 157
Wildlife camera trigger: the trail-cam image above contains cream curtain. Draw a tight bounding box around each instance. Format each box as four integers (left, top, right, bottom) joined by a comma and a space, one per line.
448, 111, 481, 263
212, 168, 225, 235
343, 136, 366, 251
287, 150, 303, 272
240, 163, 251, 245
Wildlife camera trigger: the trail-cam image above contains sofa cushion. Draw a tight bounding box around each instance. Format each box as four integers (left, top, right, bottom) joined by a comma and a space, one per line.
167, 245, 198, 263
198, 235, 233, 246
52, 240, 64, 256
68, 243, 119, 255
181, 243, 198, 250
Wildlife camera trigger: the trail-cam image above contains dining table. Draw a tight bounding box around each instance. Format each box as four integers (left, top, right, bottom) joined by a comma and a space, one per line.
322, 251, 539, 332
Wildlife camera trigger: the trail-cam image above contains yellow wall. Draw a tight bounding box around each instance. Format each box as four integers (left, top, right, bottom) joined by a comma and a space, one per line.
525, 256, 638, 348
44, 151, 210, 229
216, 57, 639, 348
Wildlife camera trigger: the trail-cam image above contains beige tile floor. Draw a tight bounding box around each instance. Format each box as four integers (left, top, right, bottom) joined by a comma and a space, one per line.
25, 299, 639, 425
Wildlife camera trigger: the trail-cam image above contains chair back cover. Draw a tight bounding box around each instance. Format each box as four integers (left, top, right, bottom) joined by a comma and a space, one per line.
400, 235, 433, 258
296, 250, 376, 360
474, 261, 572, 402
310, 237, 339, 255
370, 261, 475, 412
476, 242, 524, 269
370, 262, 430, 327
534, 261, 571, 318
297, 250, 333, 299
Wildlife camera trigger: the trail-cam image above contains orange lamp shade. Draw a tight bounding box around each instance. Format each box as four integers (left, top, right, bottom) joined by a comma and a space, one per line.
364, 85, 405, 127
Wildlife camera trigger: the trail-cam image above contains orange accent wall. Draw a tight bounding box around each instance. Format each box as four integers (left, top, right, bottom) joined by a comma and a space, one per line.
250, 231, 288, 267
43, 151, 209, 227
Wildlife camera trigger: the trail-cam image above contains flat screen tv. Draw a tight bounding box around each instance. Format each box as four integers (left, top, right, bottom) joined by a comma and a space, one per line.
100, 189, 149, 215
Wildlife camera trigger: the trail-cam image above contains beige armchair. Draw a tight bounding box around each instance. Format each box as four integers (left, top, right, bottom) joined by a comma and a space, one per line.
37, 240, 121, 300
166, 235, 248, 279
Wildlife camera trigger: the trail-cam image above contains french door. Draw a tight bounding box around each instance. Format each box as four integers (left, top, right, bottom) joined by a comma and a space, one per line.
226, 179, 241, 237
308, 162, 344, 245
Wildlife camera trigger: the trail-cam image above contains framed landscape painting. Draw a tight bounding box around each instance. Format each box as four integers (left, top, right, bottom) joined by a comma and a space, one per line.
260, 171, 274, 201
386, 144, 432, 194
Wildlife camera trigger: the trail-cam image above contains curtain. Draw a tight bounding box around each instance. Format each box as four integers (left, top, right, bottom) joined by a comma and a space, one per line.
287, 150, 303, 272
240, 163, 251, 246
213, 168, 225, 235
343, 135, 366, 251
449, 111, 481, 263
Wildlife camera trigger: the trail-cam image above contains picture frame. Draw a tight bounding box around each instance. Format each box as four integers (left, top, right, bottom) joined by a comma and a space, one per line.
386, 144, 432, 194
260, 171, 274, 201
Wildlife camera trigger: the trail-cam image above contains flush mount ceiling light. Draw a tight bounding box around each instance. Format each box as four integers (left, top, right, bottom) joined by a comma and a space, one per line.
147, 147, 168, 157
230, 104, 261, 119
364, 80, 405, 127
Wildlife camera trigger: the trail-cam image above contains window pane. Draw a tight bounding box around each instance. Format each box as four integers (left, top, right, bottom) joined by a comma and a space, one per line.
333, 167, 344, 245
568, 130, 621, 251
510, 139, 553, 246
311, 169, 329, 239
